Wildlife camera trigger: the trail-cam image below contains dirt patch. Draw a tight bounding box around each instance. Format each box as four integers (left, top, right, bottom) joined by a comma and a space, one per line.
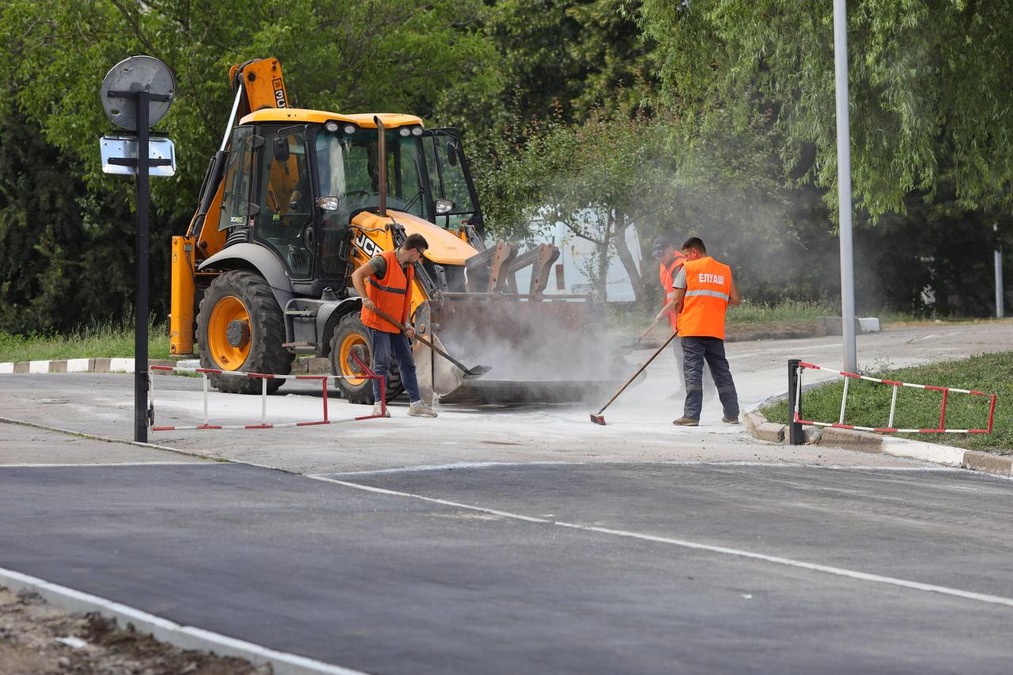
0, 586, 268, 674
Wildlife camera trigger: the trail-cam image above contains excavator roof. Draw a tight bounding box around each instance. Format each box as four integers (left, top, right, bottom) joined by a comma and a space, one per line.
240, 108, 424, 129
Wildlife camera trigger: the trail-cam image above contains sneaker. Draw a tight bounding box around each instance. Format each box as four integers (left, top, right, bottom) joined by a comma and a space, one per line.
722, 415, 740, 425
371, 403, 391, 418
672, 417, 699, 426
408, 400, 438, 418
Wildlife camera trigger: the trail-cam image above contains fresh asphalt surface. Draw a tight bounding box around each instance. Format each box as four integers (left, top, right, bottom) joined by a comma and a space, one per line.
2, 323, 1013, 673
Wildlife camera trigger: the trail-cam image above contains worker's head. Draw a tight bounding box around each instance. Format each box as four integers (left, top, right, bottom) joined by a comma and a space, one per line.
651, 236, 678, 264
681, 236, 707, 260
403, 233, 429, 263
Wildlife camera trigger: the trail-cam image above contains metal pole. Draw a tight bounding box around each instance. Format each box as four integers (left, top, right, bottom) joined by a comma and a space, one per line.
996, 223, 1005, 319
834, 0, 858, 372
134, 91, 150, 443
787, 359, 804, 445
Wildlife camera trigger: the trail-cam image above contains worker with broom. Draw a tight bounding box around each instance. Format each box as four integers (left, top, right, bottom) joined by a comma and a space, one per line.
655, 236, 741, 426
351, 232, 438, 419
647, 235, 714, 401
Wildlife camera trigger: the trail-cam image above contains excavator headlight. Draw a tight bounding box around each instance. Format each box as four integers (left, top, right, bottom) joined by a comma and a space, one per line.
343, 124, 357, 135
398, 127, 411, 137
411, 126, 423, 136
435, 198, 454, 215
325, 121, 339, 133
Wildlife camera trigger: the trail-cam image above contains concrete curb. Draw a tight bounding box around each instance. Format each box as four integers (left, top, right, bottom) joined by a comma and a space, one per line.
745, 412, 1013, 478
0, 357, 332, 375
0, 568, 364, 675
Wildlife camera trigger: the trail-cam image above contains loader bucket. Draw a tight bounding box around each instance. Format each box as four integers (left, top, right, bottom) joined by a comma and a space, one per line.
412, 294, 627, 404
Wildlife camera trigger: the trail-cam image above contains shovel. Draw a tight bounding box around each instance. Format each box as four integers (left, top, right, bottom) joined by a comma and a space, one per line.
369, 306, 492, 379
590, 331, 678, 425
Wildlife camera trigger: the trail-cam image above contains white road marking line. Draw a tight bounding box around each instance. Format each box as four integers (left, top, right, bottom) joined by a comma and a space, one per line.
321, 463, 962, 477
313, 475, 1013, 609
0, 462, 214, 468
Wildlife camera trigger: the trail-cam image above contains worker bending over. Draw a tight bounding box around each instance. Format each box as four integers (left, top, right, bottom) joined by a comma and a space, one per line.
351, 232, 438, 418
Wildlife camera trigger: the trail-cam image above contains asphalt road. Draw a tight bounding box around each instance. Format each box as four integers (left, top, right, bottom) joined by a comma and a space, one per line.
1, 321, 1011, 673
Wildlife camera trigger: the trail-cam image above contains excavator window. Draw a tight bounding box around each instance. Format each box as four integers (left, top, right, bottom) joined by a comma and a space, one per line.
253, 126, 314, 279
420, 130, 480, 234
219, 127, 256, 233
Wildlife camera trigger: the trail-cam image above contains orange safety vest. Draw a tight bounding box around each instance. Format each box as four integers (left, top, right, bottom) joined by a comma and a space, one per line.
659, 254, 686, 331
361, 250, 414, 333
678, 256, 733, 339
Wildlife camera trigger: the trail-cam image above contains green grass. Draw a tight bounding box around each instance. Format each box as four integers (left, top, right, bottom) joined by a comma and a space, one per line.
760, 352, 1012, 454
0, 319, 171, 363
608, 298, 846, 331
728, 298, 839, 324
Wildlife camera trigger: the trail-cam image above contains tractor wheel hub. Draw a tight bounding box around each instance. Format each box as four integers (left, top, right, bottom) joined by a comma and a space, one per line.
226, 320, 250, 348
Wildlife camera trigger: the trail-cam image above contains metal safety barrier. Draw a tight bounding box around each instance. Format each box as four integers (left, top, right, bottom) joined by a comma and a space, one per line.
787, 359, 997, 443
148, 359, 386, 431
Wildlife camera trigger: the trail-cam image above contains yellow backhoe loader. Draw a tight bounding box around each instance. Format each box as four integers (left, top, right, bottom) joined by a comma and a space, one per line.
169, 58, 622, 404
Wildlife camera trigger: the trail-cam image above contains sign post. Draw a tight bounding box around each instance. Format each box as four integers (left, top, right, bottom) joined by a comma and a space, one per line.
99, 56, 176, 443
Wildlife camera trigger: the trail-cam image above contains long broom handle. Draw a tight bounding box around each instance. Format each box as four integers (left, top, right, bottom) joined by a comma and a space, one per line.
594, 332, 679, 416
367, 305, 479, 374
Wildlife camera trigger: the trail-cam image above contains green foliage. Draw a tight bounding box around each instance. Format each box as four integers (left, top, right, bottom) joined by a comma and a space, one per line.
730, 298, 839, 324
0, 318, 170, 362
762, 351, 1012, 453
0, 107, 151, 334
484, 0, 657, 127
637, 0, 1013, 217
478, 109, 683, 301
0, 0, 500, 219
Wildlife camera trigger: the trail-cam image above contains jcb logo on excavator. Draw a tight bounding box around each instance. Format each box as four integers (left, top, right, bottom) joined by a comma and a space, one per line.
272, 77, 286, 108
354, 232, 383, 259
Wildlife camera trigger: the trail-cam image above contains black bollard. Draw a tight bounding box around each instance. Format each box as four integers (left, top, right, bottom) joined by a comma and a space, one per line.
787, 359, 804, 445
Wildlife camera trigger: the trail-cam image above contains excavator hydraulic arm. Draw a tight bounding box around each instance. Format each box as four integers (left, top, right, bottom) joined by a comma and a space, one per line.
169, 58, 288, 356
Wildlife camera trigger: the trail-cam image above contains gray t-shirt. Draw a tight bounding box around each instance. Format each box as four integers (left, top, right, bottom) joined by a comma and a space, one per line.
673, 267, 687, 290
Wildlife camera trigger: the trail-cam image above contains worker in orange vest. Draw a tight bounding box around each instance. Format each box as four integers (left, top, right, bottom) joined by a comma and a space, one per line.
647, 235, 714, 400
650, 236, 687, 395
351, 232, 438, 418
655, 236, 741, 426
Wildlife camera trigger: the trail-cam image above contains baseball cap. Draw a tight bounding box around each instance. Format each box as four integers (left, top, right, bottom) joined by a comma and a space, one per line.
650, 236, 671, 257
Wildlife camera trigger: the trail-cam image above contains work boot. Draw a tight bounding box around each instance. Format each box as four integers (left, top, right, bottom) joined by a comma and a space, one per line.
672, 417, 699, 426
408, 400, 438, 418
371, 403, 391, 418
722, 415, 740, 425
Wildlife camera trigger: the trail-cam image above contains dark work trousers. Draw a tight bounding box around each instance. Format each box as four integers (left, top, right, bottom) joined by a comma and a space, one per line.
681, 336, 739, 421
368, 327, 421, 403
671, 334, 715, 398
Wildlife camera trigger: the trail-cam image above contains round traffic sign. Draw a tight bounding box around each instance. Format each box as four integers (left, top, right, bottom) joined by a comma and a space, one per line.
100, 55, 175, 131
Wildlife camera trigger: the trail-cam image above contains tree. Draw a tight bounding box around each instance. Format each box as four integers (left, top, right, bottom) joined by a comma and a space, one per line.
636, 0, 1013, 217
483, 0, 657, 128
0, 0, 500, 334
479, 111, 681, 302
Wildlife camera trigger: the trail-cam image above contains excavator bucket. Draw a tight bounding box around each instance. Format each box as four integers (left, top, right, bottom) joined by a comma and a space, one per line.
412, 293, 627, 404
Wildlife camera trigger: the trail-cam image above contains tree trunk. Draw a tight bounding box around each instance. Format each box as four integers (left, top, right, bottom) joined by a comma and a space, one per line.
612, 211, 645, 303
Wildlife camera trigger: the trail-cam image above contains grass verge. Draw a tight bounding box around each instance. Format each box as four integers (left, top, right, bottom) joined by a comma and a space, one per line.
759, 352, 1011, 454
0, 319, 171, 363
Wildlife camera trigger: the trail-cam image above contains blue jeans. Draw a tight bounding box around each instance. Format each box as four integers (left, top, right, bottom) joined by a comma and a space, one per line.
368, 328, 421, 403
681, 336, 739, 420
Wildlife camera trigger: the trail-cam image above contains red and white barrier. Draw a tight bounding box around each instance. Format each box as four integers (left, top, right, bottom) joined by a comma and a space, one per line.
793, 361, 997, 435
147, 361, 386, 431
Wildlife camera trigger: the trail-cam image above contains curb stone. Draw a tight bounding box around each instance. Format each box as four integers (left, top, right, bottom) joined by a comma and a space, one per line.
746, 411, 1013, 478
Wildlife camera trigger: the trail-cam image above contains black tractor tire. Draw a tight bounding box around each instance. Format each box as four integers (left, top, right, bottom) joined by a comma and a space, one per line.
329, 313, 404, 404
196, 270, 294, 395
